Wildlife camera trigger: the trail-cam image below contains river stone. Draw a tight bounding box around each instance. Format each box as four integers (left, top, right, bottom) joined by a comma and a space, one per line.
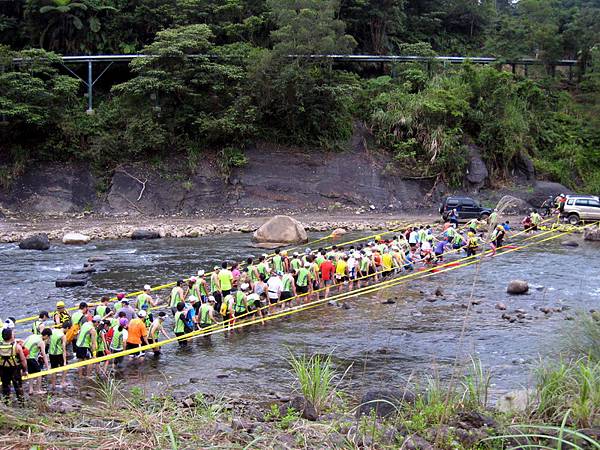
252, 215, 308, 245
62, 232, 91, 245
283, 395, 318, 421
495, 303, 507, 310
496, 195, 531, 215
18, 233, 50, 251
496, 389, 532, 413
357, 389, 416, 418
131, 229, 161, 240
331, 228, 347, 237
403, 435, 434, 450
507, 280, 529, 295
561, 239, 579, 247
55, 273, 89, 287
88, 255, 110, 263
584, 226, 600, 241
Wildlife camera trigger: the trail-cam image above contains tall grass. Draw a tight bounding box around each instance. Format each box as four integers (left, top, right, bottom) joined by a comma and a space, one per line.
91, 374, 124, 408
565, 312, 600, 361
287, 352, 346, 414
535, 357, 600, 428
461, 356, 492, 410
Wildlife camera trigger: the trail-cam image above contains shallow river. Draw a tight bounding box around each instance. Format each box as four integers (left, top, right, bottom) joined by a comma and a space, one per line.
1, 231, 598, 398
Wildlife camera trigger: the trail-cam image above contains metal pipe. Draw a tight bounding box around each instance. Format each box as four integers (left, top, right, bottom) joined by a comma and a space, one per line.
87, 61, 93, 112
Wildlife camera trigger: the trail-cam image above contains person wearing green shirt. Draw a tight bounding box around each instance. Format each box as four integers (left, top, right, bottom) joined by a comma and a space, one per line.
94, 297, 112, 318
137, 285, 158, 310
173, 302, 187, 347
75, 316, 98, 377
24, 329, 51, 395
48, 324, 68, 389
170, 280, 186, 315
218, 262, 233, 295
199, 298, 216, 329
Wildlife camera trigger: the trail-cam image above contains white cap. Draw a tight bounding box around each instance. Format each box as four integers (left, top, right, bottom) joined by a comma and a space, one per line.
138, 310, 147, 318
3, 319, 14, 329
197, 270, 205, 276
240, 283, 250, 291
208, 295, 215, 302
189, 277, 197, 283
144, 284, 151, 291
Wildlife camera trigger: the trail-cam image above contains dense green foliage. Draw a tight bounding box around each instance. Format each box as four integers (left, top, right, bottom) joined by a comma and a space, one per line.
0, 0, 599, 190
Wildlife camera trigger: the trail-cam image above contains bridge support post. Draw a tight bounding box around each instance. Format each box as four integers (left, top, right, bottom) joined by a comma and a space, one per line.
87, 61, 93, 114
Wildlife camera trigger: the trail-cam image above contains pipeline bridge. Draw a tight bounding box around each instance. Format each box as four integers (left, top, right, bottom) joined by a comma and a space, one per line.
11, 53, 580, 112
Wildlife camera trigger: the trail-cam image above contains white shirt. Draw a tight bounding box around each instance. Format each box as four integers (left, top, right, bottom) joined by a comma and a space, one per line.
409, 231, 418, 244
267, 277, 283, 299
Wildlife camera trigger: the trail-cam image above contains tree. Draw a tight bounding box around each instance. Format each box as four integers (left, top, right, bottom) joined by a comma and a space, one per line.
340, 0, 406, 54
0, 46, 80, 162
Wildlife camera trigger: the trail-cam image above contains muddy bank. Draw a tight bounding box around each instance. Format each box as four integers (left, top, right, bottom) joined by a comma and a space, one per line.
0, 211, 439, 243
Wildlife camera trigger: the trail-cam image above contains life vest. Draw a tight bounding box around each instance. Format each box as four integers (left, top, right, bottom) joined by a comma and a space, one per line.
170, 287, 181, 308
111, 328, 124, 351
53, 309, 71, 326
0, 341, 18, 367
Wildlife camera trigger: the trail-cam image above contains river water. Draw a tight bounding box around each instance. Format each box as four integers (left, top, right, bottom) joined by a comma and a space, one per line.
1, 231, 598, 398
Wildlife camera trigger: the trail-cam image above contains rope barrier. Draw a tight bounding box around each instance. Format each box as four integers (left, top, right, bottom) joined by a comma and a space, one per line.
13, 215, 563, 326
23, 220, 588, 381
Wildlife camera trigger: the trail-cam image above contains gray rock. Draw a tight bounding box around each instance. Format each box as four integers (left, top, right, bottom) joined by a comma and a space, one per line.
496, 389, 532, 413
55, 273, 89, 287
48, 397, 83, 413
495, 303, 507, 310
507, 280, 529, 295
131, 229, 161, 240
284, 395, 318, 421
561, 240, 580, 247
584, 226, 600, 241
18, 234, 50, 251
496, 195, 531, 215
465, 145, 489, 189
403, 434, 434, 450
434, 287, 444, 297
88, 255, 110, 262
252, 215, 308, 245
357, 389, 415, 418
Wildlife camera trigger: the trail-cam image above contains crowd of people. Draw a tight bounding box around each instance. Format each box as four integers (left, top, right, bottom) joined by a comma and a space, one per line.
0, 216, 521, 404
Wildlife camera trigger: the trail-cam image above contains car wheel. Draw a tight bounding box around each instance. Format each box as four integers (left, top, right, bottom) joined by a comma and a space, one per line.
568, 214, 580, 225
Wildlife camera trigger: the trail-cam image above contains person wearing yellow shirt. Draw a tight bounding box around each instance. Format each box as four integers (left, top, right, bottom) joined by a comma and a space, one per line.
335, 255, 349, 294
218, 261, 234, 296
381, 250, 393, 277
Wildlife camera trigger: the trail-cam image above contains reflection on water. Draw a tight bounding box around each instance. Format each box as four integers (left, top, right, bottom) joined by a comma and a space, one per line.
1, 232, 598, 396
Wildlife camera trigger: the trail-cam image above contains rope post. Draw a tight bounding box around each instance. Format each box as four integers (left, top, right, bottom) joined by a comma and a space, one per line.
86, 61, 93, 114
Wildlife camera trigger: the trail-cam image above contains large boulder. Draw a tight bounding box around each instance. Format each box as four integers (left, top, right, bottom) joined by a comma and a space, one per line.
356, 389, 416, 418
507, 280, 529, 295
131, 229, 161, 240
252, 215, 308, 246
496, 195, 531, 215
62, 232, 91, 245
584, 226, 600, 241
526, 181, 571, 207
464, 145, 489, 189
18, 234, 50, 251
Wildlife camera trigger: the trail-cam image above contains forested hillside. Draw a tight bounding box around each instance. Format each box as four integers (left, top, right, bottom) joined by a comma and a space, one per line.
1, 0, 599, 193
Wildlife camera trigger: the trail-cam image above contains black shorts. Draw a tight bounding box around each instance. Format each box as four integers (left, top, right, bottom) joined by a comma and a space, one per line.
297, 285, 309, 294
49, 354, 64, 369
126, 342, 141, 351
27, 358, 41, 374
335, 275, 348, 283
268, 296, 279, 305
222, 289, 231, 297
199, 323, 212, 329
96, 351, 106, 358
75, 346, 90, 360
281, 291, 293, 301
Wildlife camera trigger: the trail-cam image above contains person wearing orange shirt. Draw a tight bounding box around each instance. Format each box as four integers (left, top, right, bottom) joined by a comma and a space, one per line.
126, 310, 149, 357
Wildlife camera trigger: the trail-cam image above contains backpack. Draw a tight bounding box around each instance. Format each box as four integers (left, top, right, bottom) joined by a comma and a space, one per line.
220, 301, 228, 316
65, 323, 80, 344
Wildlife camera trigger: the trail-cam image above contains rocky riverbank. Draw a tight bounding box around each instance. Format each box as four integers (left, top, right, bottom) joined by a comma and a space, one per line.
0, 211, 439, 244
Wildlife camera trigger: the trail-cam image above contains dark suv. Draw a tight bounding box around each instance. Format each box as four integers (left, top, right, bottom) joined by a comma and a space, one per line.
439, 196, 492, 221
